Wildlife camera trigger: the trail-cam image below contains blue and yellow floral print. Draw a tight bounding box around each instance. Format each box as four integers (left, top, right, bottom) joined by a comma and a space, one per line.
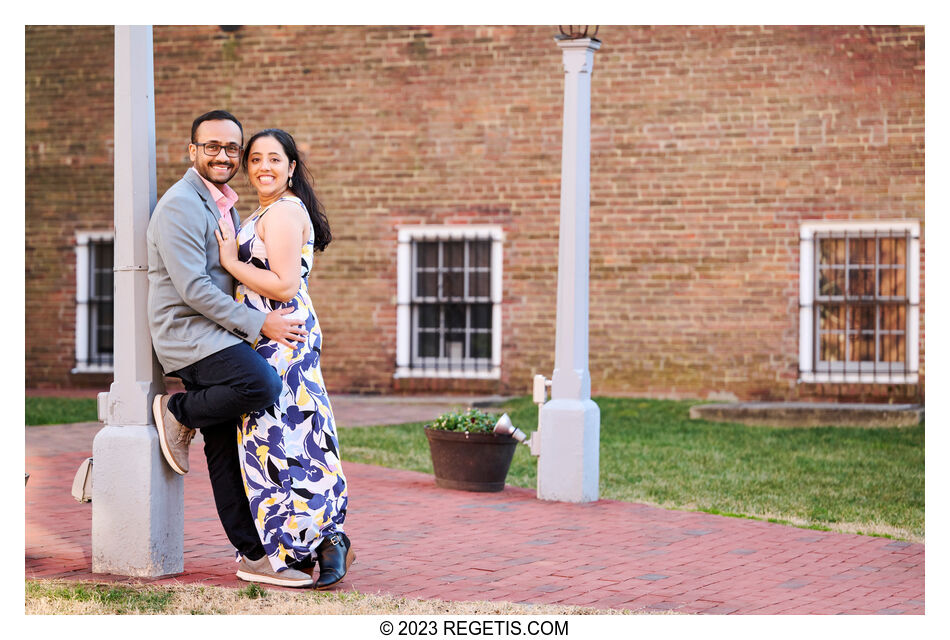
234, 195, 347, 572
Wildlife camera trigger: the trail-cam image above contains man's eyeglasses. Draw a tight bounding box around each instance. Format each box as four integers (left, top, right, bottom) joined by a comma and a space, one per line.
194, 142, 243, 158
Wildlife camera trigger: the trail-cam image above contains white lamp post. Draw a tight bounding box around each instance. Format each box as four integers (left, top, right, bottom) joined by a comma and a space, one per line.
91, 25, 183, 577
536, 28, 601, 503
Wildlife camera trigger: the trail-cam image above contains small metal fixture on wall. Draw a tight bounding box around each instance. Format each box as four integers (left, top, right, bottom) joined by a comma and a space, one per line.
219, 25, 242, 33
557, 26, 599, 41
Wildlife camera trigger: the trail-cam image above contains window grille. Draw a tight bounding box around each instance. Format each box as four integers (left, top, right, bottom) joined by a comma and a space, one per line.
74, 233, 114, 372
396, 226, 503, 379
799, 222, 919, 384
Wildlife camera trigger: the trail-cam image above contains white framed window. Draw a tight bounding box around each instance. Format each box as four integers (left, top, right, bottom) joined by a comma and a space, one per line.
799, 220, 920, 384
73, 231, 114, 373
395, 225, 503, 379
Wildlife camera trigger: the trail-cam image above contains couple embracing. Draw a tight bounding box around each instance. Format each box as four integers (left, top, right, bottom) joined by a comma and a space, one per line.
146, 110, 353, 589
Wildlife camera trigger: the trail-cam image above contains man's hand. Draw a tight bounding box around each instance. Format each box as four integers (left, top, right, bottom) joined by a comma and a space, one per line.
260, 307, 307, 347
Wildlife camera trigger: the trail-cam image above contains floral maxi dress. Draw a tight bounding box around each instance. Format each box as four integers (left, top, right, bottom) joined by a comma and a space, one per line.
234, 195, 347, 572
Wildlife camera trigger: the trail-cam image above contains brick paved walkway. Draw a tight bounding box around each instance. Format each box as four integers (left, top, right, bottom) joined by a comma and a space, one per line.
25, 405, 924, 615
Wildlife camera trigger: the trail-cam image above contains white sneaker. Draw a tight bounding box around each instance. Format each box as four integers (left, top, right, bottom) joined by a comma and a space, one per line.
236, 555, 313, 588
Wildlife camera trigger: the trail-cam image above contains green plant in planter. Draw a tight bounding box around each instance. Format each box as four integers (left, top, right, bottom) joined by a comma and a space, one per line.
426, 408, 497, 434
424, 408, 516, 492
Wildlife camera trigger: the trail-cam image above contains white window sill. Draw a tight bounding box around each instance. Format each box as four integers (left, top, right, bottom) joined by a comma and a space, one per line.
72, 364, 114, 375
394, 367, 501, 380
799, 372, 918, 385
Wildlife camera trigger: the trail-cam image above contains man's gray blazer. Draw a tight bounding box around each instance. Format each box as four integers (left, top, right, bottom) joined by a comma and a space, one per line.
147, 169, 266, 374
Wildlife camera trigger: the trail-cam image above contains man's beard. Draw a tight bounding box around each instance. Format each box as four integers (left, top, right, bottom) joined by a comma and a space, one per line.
202, 161, 235, 184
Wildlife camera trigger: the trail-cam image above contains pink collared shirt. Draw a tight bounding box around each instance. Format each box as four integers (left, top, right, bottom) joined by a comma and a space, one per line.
190, 167, 239, 237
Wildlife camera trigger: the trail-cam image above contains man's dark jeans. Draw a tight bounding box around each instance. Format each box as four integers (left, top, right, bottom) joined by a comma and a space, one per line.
168, 342, 282, 561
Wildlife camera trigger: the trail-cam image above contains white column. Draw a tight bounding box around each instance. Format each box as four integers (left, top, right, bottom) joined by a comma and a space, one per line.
537, 37, 601, 503
92, 25, 183, 577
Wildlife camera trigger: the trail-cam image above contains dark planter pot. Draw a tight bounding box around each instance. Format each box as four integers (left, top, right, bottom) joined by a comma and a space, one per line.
424, 427, 518, 492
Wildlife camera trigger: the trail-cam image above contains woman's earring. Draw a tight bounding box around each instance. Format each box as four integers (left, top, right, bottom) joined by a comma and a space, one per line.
289, 175, 294, 188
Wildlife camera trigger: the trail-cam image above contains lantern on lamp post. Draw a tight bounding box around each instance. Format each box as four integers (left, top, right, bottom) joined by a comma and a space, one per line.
557, 25, 600, 40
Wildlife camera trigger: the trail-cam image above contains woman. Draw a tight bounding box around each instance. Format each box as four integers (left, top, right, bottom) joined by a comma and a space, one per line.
215, 128, 353, 589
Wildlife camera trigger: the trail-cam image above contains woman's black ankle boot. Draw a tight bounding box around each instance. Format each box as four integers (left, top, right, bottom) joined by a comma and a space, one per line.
314, 532, 355, 589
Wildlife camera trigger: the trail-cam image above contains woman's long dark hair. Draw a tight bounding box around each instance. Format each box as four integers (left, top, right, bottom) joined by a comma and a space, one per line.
242, 128, 332, 252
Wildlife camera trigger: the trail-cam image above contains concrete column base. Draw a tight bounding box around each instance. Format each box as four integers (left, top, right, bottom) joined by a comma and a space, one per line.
91, 425, 184, 577
537, 398, 600, 502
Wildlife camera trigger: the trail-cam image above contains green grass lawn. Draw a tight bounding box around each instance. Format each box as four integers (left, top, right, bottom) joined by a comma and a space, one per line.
26, 394, 924, 540
338, 396, 924, 541
25, 397, 98, 425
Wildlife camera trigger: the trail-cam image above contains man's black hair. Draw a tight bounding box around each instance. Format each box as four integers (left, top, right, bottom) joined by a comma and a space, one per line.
191, 110, 243, 143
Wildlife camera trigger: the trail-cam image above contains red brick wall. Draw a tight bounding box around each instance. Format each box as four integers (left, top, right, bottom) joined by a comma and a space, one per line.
25, 25, 925, 402
26, 25, 115, 391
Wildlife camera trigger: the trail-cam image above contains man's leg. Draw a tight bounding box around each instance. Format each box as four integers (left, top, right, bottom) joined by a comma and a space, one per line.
198, 414, 268, 560
169, 342, 282, 431
169, 342, 282, 560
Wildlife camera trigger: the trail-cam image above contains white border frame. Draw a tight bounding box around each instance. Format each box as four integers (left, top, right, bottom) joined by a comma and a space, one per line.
395, 225, 504, 379
73, 230, 115, 374
799, 220, 920, 384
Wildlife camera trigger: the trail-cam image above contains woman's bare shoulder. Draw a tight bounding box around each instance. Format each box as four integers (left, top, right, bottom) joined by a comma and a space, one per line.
258, 198, 308, 242
262, 199, 308, 223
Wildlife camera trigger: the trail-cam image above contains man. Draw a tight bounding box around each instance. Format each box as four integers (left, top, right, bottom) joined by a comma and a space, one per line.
147, 110, 312, 588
